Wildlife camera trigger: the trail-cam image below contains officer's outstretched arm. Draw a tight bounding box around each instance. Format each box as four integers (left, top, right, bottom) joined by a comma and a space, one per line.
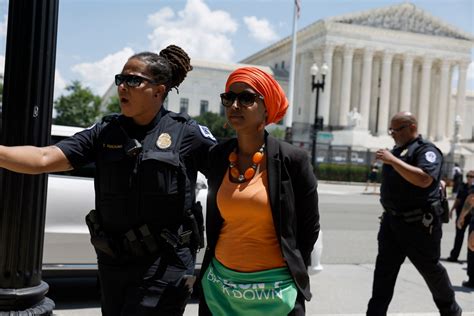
0, 145, 72, 174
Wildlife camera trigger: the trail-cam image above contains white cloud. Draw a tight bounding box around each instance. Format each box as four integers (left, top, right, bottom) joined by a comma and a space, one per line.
54, 69, 67, 99
147, 0, 238, 62
0, 15, 7, 38
71, 47, 134, 96
243, 16, 279, 43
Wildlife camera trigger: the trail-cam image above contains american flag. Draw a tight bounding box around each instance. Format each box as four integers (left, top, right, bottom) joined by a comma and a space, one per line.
295, 0, 301, 18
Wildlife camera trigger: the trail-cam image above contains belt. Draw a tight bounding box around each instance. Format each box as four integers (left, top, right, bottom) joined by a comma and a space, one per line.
383, 206, 425, 223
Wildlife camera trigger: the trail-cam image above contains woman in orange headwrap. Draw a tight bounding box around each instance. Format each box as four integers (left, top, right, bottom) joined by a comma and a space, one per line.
198, 67, 320, 315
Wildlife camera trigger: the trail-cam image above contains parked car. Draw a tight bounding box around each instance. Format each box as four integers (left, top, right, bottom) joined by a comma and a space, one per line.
42, 125, 322, 276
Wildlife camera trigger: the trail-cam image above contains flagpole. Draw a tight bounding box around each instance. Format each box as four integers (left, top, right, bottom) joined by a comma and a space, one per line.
285, 0, 299, 142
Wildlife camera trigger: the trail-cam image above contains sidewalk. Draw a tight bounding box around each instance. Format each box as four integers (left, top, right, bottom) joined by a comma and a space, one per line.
53, 261, 473, 316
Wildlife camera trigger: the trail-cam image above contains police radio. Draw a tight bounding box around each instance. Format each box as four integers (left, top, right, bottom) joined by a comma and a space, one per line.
125, 139, 142, 157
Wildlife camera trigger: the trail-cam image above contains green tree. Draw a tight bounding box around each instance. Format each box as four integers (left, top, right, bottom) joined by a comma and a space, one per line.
106, 95, 120, 114
54, 81, 101, 127
270, 127, 285, 139
192, 111, 235, 139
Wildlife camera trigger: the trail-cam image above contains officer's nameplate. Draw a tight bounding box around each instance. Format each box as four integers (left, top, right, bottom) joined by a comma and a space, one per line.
157, 133, 172, 149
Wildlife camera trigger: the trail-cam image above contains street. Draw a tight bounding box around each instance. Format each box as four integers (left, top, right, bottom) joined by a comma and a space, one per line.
46, 182, 473, 315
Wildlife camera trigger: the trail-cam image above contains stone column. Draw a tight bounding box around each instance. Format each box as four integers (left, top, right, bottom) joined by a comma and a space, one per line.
351, 56, 362, 114
390, 58, 401, 116
339, 46, 354, 126
359, 48, 374, 131
378, 51, 393, 135
436, 59, 451, 140
330, 51, 343, 126
447, 64, 455, 137
320, 44, 335, 127
400, 53, 414, 112
456, 60, 469, 138
418, 56, 433, 137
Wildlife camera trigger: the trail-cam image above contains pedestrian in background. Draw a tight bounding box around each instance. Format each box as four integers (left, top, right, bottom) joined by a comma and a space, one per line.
364, 161, 379, 193
452, 163, 463, 198
199, 67, 320, 316
446, 170, 474, 263
456, 189, 474, 289
367, 112, 461, 316
0, 45, 216, 315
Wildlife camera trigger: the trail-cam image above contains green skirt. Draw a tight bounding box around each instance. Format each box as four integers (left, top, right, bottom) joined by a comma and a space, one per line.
201, 258, 298, 316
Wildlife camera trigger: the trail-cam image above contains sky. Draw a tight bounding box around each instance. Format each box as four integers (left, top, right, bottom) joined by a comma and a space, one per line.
0, 0, 473, 99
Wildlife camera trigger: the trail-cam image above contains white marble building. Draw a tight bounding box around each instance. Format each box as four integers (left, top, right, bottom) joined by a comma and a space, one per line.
241, 3, 474, 151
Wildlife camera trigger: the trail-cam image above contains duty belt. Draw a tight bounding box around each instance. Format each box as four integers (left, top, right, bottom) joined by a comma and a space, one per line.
123, 225, 192, 257
383, 206, 425, 223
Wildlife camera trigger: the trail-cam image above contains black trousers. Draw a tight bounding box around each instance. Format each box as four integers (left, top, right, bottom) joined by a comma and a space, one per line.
449, 209, 471, 260
367, 213, 461, 316
98, 247, 195, 316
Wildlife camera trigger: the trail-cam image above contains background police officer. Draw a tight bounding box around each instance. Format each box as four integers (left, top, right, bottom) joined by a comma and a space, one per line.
366, 112, 462, 316
0, 45, 216, 315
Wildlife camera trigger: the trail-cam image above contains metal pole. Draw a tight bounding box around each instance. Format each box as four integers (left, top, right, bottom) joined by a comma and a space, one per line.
311, 82, 320, 166
0, 0, 58, 314
311, 74, 325, 168
285, 1, 299, 142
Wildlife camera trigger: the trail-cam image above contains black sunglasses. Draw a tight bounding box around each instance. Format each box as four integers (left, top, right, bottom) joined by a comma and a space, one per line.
388, 124, 409, 135
115, 74, 159, 88
220, 91, 264, 108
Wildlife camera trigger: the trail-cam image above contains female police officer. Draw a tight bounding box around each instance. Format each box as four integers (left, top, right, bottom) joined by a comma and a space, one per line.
0, 45, 216, 315
367, 112, 461, 316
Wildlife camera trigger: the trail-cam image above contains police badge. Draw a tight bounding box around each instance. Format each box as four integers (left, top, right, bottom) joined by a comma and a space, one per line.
157, 133, 172, 149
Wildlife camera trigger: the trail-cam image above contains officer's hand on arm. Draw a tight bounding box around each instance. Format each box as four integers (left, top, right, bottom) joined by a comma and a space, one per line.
469, 231, 474, 251
0, 145, 72, 174
376, 148, 433, 188
457, 193, 474, 229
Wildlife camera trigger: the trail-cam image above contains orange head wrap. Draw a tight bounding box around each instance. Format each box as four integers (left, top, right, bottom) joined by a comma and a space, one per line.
225, 67, 288, 125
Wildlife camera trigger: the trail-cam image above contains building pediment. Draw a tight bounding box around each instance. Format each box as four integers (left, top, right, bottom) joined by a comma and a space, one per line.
328, 2, 474, 41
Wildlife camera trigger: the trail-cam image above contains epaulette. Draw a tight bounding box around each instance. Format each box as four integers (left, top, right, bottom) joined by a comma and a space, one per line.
101, 113, 121, 123
167, 111, 191, 123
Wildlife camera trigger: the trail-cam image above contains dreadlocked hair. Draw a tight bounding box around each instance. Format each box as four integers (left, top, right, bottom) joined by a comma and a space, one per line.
159, 45, 193, 91
129, 45, 192, 100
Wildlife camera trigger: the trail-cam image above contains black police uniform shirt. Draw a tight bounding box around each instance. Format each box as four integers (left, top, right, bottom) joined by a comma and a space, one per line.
380, 135, 442, 211
55, 108, 216, 233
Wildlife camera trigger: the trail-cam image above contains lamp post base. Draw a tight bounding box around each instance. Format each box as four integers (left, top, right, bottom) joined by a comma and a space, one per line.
0, 282, 55, 315
0, 298, 55, 316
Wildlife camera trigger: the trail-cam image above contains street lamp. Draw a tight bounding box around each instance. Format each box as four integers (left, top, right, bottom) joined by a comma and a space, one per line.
310, 62, 328, 167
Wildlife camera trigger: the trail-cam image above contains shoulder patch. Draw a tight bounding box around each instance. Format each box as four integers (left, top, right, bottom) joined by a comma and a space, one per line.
425, 151, 437, 163
198, 125, 216, 141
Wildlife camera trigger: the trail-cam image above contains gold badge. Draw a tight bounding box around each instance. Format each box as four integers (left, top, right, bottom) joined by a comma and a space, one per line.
400, 149, 408, 157
157, 133, 172, 149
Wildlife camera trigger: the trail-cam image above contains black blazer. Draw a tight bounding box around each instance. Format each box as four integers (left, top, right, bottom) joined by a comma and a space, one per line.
199, 133, 320, 305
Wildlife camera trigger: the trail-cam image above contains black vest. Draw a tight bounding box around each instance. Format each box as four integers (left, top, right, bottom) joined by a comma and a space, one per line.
380, 136, 442, 211
95, 113, 192, 236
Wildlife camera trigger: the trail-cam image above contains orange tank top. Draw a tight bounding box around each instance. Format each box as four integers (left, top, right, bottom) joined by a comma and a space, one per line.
215, 169, 286, 272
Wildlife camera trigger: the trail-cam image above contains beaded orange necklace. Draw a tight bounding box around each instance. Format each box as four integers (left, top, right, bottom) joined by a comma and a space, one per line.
228, 144, 265, 183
